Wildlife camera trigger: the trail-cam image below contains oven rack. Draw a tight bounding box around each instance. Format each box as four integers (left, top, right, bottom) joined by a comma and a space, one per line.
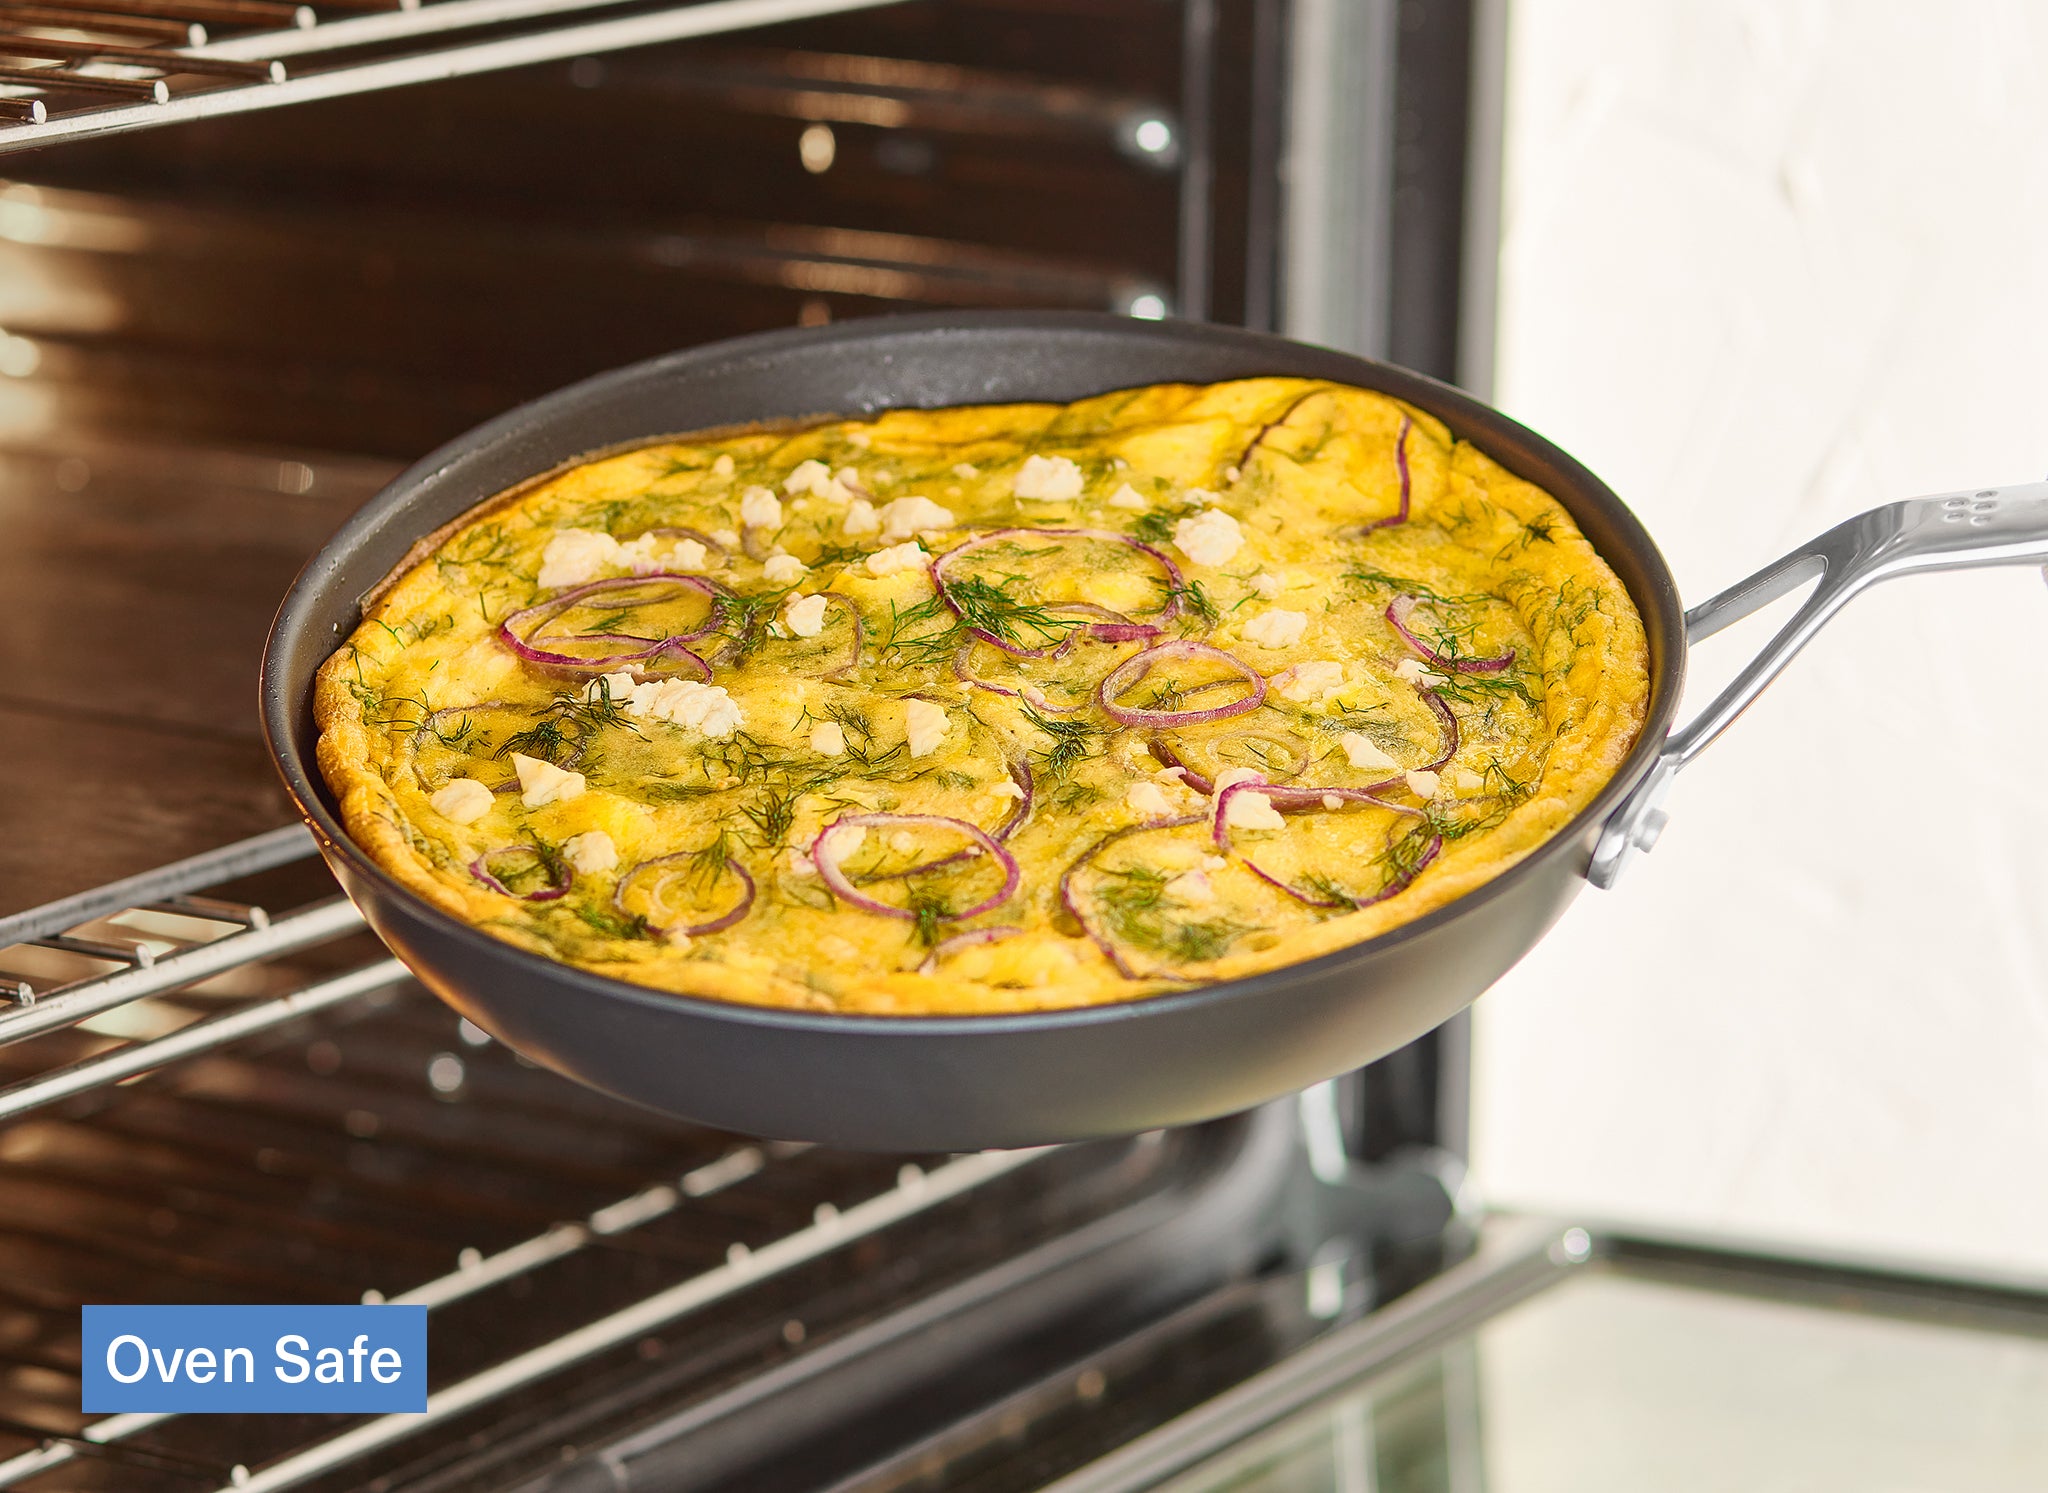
0, 825, 1051, 1491
0, 0, 900, 151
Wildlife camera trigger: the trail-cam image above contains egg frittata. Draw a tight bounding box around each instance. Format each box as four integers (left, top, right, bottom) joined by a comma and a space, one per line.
315, 378, 1648, 1013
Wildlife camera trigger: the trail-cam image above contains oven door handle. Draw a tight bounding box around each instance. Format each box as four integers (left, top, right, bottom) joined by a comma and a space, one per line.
1588, 479, 2048, 888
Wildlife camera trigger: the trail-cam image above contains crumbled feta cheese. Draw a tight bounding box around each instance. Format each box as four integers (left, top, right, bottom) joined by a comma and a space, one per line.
1015, 453, 1084, 502
583, 673, 743, 739
1248, 571, 1281, 599
810, 720, 846, 756
842, 499, 880, 537
1202, 854, 1227, 870
866, 540, 928, 577
537, 529, 621, 589
1154, 764, 1188, 785
786, 846, 817, 876
712, 453, 735, 477
822, 823, 866, 861
511, 752, 586, 809
1173, 508, 1243, 567
1395, 657, 1448, 686
562, 830, 618, 875
847, 430, 872, 449
1276, 660, 1345, 701
1224, 788, 1285, 831
953, 462, 979, 479
888, 830, 917, 854
1107, 483, 1148, 510
784, 594, 830, 637
429, 778, 493, 824
1450, 768, 1485, 794
987, 779, 1026, 801
1127, 781, 1173, 817
1339, 732, 1399, 771
1224, 465, 1242, 482
1213, 766, 1264, 795
713, 528, 740, 549
739, 486, 783, 531
904, 698, 950, 758
1169, 869, 1214, 903
836, 467, 863, 492
1322, 794, 1343, 810
1405, 769, 1441, 798
783, 459, 831, 496
618, 533, 708, 574
878, 496, 955, 542
1242, 609, 1308, 649
762, 552, 807, 584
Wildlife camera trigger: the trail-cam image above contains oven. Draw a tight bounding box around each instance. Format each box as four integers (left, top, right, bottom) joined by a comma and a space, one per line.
9, 3, 2036, 1490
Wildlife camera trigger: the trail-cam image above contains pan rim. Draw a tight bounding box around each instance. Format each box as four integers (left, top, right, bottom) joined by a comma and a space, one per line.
262, 310, 1685, 1038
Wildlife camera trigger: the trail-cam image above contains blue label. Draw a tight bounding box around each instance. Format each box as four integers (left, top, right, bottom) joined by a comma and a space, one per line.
82, 1306, 427, 1413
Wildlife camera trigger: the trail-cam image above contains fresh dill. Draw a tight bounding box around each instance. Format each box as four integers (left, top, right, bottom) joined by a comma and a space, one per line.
1344, 569, 1492, 607
1131, 503, 1198, 544
496, 688, 640, 765
1021, 703, 1103, 781
435, 522, 521, 579
1157, 577, 1221, 631
573, 902, 647, 940
1092, 865, 1252, 965
907, 886, 950, 949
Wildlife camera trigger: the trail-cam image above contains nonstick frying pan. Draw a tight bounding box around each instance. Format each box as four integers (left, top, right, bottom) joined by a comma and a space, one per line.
261, 312, 2048, 1151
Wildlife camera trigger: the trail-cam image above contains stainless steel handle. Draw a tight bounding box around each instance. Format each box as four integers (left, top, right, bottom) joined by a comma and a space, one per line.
1588, 480, 2048, 888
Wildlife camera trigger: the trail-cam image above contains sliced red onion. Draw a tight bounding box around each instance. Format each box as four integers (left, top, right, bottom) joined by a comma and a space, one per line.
1058, 816, 1205, 980
470, 846, 571, 902
614, 853, 756, 937
500, 573, 724, 673
932, 529, 1185, 659
995, 756, 1034, 842
1386, 595, 1514, 673
821, 598, 866, 679
1232, 386, 1326, 474
917, 925, 1023, 975
1047, 601, 1162, 644
1420, 689, 1459, 773
1146, 740, 1214, 795
811, 814, 1020, 921
1361, 415, 1414, 532
1244, 832, 1441, 910
1099, 640, 1266, 728
1212, 776, 1423, 852
951, 642, 1093, 711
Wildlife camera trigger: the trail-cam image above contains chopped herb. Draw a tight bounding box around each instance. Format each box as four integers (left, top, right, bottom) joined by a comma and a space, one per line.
1092, 863, 1256, 965
573, 902, 647, 940
1131, 503, 1198, 544
496, 688, 640, 765
1021, 703, 1104, 781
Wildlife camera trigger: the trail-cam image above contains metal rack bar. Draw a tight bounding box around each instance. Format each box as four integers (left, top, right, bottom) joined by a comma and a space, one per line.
0, 956, 408, 1121
0, 31, 285, 75
0, 895, 365, 1044
0, 5, 204, 43
0, 824, 313, 948
0, 0, 904, 150
219, 1148, 1043, 1493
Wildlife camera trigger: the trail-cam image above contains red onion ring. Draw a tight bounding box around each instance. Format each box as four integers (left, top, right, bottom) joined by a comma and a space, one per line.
1146, 740, 1214, 795
470, 847, 571, 902
1047, 601, 1162, 644
917, 925, 1023, 975
1419, 689, 1459, 774
1361, 414, 1414, 532
950, 642, 1093, 711
1099, 640, 1266, 729
1211, 776, 1422, 852
614, 853, 756, 937
811, 813, 1020, 922
500, 573, 724, 673
932, 529, 1185, 659
1386, 595, 1514, 673
1057, 815, 1206, 980
1244, 831, 1441, 910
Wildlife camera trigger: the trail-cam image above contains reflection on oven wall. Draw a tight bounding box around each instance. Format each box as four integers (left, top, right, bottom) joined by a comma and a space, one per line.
1472, 0, 2048, 1278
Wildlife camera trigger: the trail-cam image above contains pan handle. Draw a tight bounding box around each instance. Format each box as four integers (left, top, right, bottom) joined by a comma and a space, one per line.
1587, 479, 2048, 888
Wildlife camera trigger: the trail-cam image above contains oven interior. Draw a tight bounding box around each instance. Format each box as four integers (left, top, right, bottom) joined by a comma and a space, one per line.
0, 2, 1496, 1488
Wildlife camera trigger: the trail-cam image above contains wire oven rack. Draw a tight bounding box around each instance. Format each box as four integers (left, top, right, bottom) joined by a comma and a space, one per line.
0, 825, 1063, 1492
0, 0, 906, 151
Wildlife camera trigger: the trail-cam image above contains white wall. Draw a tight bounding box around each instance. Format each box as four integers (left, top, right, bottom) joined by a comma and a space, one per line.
1473, 0, 2048, 1278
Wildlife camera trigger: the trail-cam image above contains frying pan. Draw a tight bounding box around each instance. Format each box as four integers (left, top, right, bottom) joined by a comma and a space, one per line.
260, 312, 2048, 1151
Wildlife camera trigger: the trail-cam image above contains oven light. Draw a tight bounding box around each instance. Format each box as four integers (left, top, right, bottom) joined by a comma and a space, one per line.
1133, 118, 1173, 154
799, 122, 837, 175
1124, 293, 1168, 321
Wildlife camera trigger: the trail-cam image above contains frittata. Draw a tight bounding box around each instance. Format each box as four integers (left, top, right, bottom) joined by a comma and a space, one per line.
315, 377, 1648, 1013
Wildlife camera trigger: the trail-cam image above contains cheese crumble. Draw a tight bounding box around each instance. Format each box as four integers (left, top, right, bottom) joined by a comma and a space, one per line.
584, 674, 743, 739
562, 830, 618, 875
810, 720, 846, 756
866, 541, 929, 577
1339, 732, 1399, 772
511, 753, 585, 808
1172, 508, 1243, 567
784, 594, 830, 638
878, 496, 955, 542
1242, 609, 1308, 649
739, 486, 783, 530
430, 778, 493, 824
761, 553, 807, 584
904, 698, 950, 757
1015, 453, 1084, 502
